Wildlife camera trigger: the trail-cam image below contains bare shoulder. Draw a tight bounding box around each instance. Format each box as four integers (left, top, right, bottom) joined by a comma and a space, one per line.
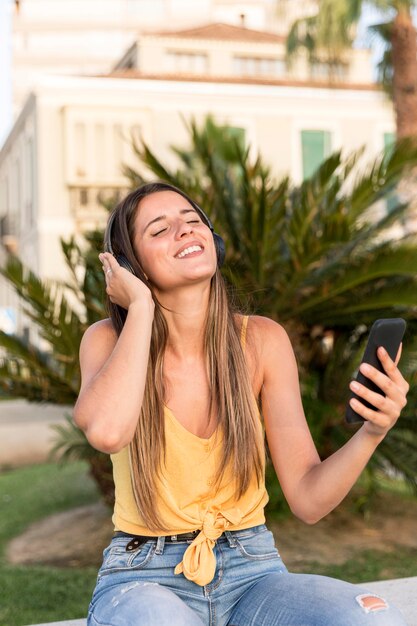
80, 318, 118, 349
247, 316, 295, 381
78, 319, 118, 393
233, 313, 289, 349
247, 315, 290, 346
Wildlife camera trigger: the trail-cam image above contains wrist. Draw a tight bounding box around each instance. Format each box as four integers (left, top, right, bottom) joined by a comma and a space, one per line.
359, 422, 386, 446
128, 297, 155, 315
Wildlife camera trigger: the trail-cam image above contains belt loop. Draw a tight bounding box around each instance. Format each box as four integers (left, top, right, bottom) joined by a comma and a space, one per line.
155, 536, 165, 555
225, 530, 237, 548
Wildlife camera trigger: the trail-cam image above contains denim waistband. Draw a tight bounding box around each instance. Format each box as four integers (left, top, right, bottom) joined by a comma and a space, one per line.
114, 523, 267, 544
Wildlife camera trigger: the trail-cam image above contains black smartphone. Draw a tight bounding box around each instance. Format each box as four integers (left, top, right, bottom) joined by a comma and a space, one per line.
345, 318, 406, 424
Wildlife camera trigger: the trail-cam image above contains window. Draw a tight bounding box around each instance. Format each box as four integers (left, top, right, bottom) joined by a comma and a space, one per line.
233, 56, 285, 77
79, 189, 89, 206
113, 124, 124, 173
127, 0, 164, 17
165, 51, 208, 74
75, 122, 87, 178
301, 130, 332, 179
24, 137, 35, 227
311, 62, 348, 81
94, 124, 106, 179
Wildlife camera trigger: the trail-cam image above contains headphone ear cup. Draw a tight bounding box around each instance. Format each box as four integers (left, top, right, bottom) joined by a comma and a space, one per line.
116, 253, 136, 274
213, 233, 226, 267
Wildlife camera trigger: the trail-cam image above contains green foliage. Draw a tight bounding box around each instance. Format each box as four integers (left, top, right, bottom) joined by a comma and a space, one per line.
285, 0, 361, 75
0, 462, 100, 625
128, 116, 417, 503
0, 232, 108, 480
0, 230, 106, 403
368, 20, 394, 95
284, 0, 417, 93
1, 116, 417, 512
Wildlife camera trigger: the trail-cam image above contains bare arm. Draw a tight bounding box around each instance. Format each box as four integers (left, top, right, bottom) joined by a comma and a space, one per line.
257, 316, 408, 524
73, 253, 155, 454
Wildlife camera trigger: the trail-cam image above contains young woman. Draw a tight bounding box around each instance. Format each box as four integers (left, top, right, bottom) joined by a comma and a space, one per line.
74, 182, 409, 626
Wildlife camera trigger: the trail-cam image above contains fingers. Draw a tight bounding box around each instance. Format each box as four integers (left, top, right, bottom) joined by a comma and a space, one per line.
348, 396, 393, 429
349, 380, 406, 416
99, 252, 118, 272
99, 253, 119, 282
348, 346, 409, 434
360, 347, 408, 395
103, 253, 119, 271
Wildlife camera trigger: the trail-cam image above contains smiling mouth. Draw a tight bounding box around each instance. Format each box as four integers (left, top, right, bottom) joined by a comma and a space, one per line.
175, 245, 204, 259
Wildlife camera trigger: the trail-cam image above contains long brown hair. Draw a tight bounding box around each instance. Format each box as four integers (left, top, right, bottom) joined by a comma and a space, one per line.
103, 182, 264, 532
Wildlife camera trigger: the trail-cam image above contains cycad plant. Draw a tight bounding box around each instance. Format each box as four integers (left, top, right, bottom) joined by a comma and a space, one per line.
0, 230, 115, 505
1, 116, 417, 513
127, 116, 417, 507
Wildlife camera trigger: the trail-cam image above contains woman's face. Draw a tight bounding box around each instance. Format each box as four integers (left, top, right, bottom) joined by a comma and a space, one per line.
133, 190, 217, 290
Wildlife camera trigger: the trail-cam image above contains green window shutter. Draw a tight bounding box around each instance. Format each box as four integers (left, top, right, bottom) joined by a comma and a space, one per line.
383, 132, 395, 149
229, 126, 245, 149
301, 130, 332, 179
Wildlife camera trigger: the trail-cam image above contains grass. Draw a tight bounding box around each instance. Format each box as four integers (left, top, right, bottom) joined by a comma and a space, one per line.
290, 547, 417, 583
1, 462, 416, 625
0, 461, 100, 626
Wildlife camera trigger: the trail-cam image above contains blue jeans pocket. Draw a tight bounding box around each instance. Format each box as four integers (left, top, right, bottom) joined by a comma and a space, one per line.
234, 528, 281, 561
98, 536, 156, 578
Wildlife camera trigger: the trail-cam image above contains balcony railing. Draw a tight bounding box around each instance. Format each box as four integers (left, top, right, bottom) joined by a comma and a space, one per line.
69, 186, 130, 232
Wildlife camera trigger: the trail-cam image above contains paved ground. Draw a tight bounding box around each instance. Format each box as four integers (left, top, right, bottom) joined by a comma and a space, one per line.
0, 400, 72, 467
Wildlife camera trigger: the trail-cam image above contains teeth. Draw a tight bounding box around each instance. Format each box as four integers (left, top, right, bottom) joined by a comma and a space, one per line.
177, 245, 202, 259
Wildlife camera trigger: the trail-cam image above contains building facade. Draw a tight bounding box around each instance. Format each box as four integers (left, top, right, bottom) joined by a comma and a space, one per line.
0, 15, 396, 340
0, 71, 394, 276
11, 0, 319, 118
115, 22, 372, 86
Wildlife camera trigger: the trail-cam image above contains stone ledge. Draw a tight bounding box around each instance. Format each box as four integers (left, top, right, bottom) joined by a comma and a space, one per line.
360, 576, 416, 625
26, 576, 417, 626
27, 622, 85, 626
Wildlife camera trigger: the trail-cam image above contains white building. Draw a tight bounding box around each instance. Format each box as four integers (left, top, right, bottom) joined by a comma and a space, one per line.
115, 22, 372, 85
11, 0, 319, 118
0, 71, 394, 261
0, 15, 395, 340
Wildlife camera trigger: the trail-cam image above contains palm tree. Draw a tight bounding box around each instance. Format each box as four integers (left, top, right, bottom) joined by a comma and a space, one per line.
284, 0, 417, 138
2, 116, 417, 512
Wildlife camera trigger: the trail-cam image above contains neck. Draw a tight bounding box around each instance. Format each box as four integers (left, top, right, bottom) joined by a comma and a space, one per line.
155, 283, 211, 362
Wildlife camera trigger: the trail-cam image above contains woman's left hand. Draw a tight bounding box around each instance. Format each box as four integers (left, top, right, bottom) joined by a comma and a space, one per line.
349, 344, 409, 437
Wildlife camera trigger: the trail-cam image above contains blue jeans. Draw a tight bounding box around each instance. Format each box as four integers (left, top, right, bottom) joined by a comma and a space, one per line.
87, 524, 407, 626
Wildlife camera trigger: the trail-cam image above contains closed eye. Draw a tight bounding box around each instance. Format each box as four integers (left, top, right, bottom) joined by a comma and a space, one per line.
152, 220, 201, 236
152, 228, 167, 237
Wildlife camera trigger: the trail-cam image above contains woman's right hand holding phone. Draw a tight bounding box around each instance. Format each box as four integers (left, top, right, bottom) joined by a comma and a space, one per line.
99, 252, 154, 312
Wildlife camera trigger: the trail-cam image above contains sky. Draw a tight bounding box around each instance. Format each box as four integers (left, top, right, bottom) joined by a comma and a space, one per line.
0, 1, 412, 149
0, 0, 12, 147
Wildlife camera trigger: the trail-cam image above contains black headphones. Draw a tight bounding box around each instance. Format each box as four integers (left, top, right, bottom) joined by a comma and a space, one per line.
104, 185, 226, 272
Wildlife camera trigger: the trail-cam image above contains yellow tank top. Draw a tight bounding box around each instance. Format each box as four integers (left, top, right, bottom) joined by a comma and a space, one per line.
111, 315, 269, 586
